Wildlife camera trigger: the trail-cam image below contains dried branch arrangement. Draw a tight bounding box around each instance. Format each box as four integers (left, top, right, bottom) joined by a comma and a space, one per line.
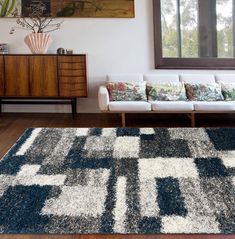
10, 2, 63, 34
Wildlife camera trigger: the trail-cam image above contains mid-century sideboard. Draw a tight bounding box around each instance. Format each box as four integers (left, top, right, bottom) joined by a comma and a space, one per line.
0, 54, 88, 118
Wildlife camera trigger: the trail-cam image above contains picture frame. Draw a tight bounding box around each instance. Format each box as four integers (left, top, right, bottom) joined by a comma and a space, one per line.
0, 0, 135, 18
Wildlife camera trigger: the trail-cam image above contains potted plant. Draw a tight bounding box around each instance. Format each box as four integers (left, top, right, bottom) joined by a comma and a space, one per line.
10, 2, 63, 54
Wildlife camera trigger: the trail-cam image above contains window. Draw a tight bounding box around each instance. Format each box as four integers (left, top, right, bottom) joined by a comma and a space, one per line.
153, 0, 235, 69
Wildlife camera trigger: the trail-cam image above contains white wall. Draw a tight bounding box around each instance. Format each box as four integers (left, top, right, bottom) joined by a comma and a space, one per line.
0, 0, 234, 113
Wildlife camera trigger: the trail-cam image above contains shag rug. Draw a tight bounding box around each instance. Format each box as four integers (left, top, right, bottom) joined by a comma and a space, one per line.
0, 128, 234, 234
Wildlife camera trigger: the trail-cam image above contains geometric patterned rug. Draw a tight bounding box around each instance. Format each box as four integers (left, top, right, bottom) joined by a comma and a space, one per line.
0, 128, 234, 234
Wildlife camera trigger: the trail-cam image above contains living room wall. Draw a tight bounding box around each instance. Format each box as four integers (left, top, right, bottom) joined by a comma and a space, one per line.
0, 0, 234, 113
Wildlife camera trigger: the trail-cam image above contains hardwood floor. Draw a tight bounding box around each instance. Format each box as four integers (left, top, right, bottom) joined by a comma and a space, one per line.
0, 113, 235, 239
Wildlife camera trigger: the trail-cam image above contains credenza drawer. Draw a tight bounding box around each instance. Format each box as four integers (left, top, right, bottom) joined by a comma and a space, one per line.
61, 82, 86, 89
59, 82, 87, 97
60, 76, 86, 83
59, 62, 86, 69
59, 69, 86, 77
58, 56, 85, 63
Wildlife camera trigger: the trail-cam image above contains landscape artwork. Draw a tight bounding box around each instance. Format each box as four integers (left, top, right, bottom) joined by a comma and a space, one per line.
0, 0, 135, 18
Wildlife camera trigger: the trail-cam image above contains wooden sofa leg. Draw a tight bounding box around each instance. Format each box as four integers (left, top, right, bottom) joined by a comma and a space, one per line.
191, 113, 196, 128
121, 113, 126, 127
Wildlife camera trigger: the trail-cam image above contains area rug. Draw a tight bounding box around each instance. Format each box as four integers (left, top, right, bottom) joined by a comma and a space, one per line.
0, 128, 234, 234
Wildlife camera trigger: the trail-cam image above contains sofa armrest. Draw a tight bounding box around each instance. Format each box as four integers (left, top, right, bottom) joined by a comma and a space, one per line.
98, 86, 109, 111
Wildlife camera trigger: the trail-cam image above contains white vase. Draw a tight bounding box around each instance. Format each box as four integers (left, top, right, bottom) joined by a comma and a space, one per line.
24, 33, 52, 54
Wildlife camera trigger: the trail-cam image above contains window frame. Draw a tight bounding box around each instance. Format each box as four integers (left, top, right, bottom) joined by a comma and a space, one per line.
153, 0, 235, 69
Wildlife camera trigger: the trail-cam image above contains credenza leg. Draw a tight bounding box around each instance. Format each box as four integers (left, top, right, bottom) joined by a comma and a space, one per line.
121, 112, 126, 127
71, 98, 77, 119
191, 113, 196, 128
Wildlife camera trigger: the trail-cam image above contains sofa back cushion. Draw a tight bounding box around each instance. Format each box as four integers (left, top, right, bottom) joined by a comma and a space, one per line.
215, 74, 235, 84
180, 74, 215, 84
106, 82, 147, 101
107, 74, 143, 84
145, 74, 180, 84
147, 82, 187, 101
185, 83, 224, 101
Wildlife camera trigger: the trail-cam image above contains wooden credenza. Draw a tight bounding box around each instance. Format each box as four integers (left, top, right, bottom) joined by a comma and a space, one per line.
0, 54, 88, 117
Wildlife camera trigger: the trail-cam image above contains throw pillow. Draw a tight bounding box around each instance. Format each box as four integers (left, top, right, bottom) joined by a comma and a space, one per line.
185, 83, 224, 101
106, 82, 147, 101
147, 82, 187, 101
220, 82, 235, 101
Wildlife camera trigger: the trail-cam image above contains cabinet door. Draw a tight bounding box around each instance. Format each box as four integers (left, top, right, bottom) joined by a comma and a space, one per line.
58, 55, 87, 97
0, 56, 4, 96
4, 56, 30, 96
30, 56, 58, 97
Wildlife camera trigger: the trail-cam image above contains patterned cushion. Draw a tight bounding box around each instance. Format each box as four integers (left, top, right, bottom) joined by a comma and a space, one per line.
185, 83, 224, 101
147, 82, 187, 101
106, 82, 147, 101
220, 82, 235, 101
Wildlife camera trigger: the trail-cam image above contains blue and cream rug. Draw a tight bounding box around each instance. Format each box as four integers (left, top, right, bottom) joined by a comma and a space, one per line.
0, 128, 234, 234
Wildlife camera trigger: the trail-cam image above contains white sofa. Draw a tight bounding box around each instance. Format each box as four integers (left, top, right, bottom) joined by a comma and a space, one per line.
98, 74, 235, 127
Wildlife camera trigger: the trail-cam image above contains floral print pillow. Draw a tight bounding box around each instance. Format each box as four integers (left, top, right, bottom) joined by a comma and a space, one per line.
185, 83, 224, 101
147, 82, 187, 101
220, 82, 235, 101
106, 82, 147, 101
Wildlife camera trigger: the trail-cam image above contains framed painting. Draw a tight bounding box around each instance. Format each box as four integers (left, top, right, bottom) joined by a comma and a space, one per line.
0, 0, 135, 18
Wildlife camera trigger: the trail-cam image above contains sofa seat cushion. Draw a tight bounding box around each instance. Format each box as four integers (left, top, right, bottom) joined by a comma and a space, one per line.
109, 101, 151, 112
150, 101, 194, 112
194, 101, 235, 112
